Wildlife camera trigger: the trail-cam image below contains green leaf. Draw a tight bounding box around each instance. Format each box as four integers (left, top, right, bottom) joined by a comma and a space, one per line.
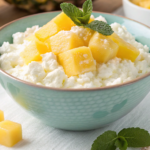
91, 131, 117, 150
82, 0, 93, 15
60, 3, 83, 26
85, 20, 114, 36
115, 136, 128, 150
118, 128, 150, 147
77, 13, 91, 24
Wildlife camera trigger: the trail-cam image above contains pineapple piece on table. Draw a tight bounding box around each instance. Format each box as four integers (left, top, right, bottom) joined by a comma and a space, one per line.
20, 38, 50, 64
0, 120, 22, 147
58, 47, 96, 77
89, 32, 119, 63
49, 31, 85, 55
0, 110, 4, 122
35, 12, 75, 42
109, 33, 140, 62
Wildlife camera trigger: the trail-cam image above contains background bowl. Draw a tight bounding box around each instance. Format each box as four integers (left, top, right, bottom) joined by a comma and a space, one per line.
0, 12, 150, 131
123, 0, 150, 27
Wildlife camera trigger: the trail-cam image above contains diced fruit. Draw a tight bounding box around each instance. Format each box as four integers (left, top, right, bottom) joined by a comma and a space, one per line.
89, 32, 119, 63
0, 110, 4, 122
20, 39, 50, 64
58, 46, 96, 77
35, 21, 60, 42
50, 31, 85, 55
82, 28, 94, 46
52, 12, 75, 30
0, 120, 22, 147
109, 33, 140, 62
35, 12, 75, 42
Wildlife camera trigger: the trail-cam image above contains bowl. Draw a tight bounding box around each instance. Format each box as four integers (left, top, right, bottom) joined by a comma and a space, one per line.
123, 0, 150, 26
0, 12, 150, 131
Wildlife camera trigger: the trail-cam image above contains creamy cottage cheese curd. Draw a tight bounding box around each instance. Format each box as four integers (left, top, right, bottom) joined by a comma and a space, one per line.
0, 16, 150, 89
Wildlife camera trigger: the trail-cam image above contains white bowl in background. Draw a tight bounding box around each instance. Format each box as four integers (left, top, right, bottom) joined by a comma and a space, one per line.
123, 0, 150, 26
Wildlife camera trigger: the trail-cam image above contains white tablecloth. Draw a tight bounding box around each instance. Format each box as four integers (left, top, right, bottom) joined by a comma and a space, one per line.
0, 7, 148, 150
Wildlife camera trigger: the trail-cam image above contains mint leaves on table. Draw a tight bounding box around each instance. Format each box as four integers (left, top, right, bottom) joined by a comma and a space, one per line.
60, 0, 113, 36
91, 127, 150, 150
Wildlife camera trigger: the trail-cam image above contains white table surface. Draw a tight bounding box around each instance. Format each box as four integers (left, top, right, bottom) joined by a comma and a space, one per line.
0, 7, 149, 150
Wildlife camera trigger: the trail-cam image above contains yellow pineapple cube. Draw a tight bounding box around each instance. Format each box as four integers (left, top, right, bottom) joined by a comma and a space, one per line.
35, 12, 75, 42
0, 110, 4, 122
89, 32, 119, 63
50, 31, 85, 55
0, 120, 22, 147
58, 47, 96, 77
109, 33, 140, 62
35, 21, 60, 42
20, 39, 50, 64
52, 12, 75, 30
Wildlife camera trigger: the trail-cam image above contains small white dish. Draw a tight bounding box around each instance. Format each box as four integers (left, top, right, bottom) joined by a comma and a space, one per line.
123, 0, 150, 26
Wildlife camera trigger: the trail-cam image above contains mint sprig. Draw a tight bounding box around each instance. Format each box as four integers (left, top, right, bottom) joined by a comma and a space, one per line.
91, 128, 150, 150
60, 0, 113, 36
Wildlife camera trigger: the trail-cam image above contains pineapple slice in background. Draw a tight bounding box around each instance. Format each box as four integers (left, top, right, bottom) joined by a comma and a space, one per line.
109, 33, 140, 62
35, 12, 75, 42
89, 32, 119, 63
4, 0, 95, 13
20, 38, 50, 64
49, 31, 85, 55
58, 47, 96, 77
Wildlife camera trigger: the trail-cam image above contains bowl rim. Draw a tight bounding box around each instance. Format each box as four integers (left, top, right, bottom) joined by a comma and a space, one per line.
0, 11, 150, 92
123, 0, 150, 12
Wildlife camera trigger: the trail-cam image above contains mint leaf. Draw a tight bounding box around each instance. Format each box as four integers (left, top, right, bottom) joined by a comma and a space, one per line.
85, 20, 114, 36
91, 131, 117, 150
82, 0, 93, 15
118, 128, 150, 147
115, 136, 128, 150
60, 3, 83, 26
77, 13, 91, 24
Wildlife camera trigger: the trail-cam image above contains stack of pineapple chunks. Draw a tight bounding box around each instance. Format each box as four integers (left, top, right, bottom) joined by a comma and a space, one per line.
20, 12, 140, 77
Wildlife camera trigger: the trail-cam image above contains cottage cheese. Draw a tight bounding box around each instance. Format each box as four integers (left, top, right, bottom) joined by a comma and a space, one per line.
0, 16, 150, 89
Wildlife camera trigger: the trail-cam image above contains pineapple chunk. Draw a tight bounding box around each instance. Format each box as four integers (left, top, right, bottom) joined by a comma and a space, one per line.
35, 12, 75, 42
0, 110, 4, 122
58, 47, 96, 77
0, 120, 22, 147
89, 32, 119, 63
50, 31, 85, 55
20, 39, 50, 64
52, 12, 75, 30
35, 21, 60, 42
109, 33, 140, 62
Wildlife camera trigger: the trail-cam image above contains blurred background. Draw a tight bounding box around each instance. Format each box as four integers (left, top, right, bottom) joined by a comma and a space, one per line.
0, 0, 122, 26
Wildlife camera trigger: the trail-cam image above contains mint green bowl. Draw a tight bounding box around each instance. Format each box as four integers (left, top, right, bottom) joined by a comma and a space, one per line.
0, 12, 150, 131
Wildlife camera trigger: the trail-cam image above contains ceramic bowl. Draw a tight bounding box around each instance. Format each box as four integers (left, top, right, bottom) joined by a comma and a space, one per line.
123, 0, 150, 26
0, 12, 150, 131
